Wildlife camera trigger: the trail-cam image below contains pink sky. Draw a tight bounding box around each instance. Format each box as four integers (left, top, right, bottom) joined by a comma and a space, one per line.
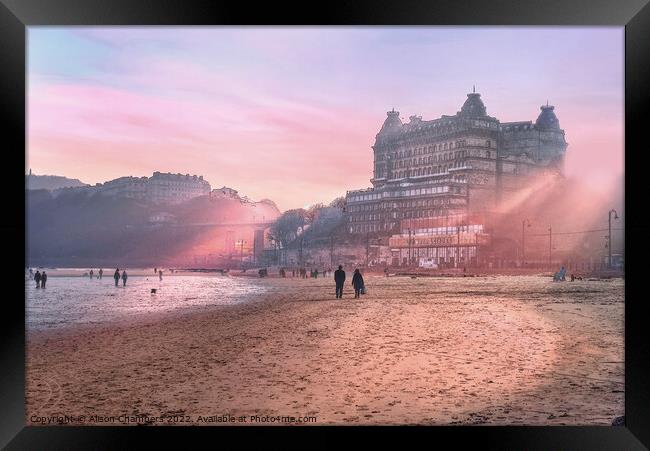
27, 27, 624, 211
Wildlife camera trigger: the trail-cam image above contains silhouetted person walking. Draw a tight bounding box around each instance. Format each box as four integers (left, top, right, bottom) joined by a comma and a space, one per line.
41, 271, 47, 288
122, 270, 128, 286
34, 270, 41, 288
352, 269, 364, 299
158, 270, 163, 281
114, 269, 120, 286
99, 268, 103, 279
334, 265, 345, 299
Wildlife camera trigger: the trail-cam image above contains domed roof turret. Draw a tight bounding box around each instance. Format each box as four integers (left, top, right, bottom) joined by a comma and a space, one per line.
458, 88, 487, 117
378, 109, 402, 135
535, 103, 560, 130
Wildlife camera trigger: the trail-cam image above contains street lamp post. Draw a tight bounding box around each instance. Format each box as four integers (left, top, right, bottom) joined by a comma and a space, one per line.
608, 209, 619, 268
456, 223, 460, 269
365, 233, 370, 267
253, 235, 256, 266
272, 238, 277, 265
522, 219, 531, 267
239, 239, 245, 269
548, 226, 552, 270
407, 228, 412, 267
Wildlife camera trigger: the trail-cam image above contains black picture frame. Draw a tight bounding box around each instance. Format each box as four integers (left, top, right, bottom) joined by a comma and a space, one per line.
2, 0, 649, 448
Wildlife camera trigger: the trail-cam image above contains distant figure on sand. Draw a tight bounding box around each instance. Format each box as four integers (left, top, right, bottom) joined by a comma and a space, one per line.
99, 268, 103, 279
553, 266, 567, 282
41, 271, 47, 288
34, 270, 41, 288
29, 268, 34, 279
334, 265, 346, 299
159, 270, 163, 281
122, 270, 128, 286
154, 267, 157, 274
352, 269, 364, 299
384, 267, 389, 277
314, 269, 318, 279
89, 269, 94, 279
114, 269, 120, 286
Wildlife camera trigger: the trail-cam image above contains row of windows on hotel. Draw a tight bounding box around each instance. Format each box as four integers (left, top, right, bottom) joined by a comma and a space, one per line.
348, 185, 466, 204
348, 223, 484, 235
349, 186, 450, 203
382, 165, 471, 179
349, 223, 396, 233
399, 224, 485, 235
385, 117, 497, 139
348, 195, 464, 213
350, 208, 467, 222
387, 150, 473, 168
376, 140, 492, 161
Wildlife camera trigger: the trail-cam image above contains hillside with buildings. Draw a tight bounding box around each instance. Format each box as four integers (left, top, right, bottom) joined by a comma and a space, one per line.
26, 172, 281, 267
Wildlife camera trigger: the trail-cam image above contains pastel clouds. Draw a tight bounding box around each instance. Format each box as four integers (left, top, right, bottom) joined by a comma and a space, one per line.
28, 27, 623, 210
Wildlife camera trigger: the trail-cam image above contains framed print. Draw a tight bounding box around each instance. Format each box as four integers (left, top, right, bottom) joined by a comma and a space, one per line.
2, 0, 650, 449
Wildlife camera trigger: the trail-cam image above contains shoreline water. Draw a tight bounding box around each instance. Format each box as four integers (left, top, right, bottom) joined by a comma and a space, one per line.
25, 274, 269, 331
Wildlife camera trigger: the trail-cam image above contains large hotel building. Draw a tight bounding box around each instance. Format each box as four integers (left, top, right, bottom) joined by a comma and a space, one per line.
345, 90, 567, 267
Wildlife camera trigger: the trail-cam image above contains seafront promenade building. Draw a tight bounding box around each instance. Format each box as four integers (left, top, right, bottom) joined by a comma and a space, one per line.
345, 89, 568, 267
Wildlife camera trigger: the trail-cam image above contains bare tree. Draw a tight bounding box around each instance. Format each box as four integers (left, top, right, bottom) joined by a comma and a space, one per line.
305, 203, 325, 224
268, 208, 307, 249
328, 196, 346, 210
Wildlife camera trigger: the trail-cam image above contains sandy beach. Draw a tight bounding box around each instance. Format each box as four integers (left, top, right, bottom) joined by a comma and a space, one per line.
26, 275, 624, 425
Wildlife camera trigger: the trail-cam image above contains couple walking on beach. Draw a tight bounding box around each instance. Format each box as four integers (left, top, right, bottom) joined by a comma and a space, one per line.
33, 270, 47, 288
334, 265, 365, 299
113, 268, 128, 286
